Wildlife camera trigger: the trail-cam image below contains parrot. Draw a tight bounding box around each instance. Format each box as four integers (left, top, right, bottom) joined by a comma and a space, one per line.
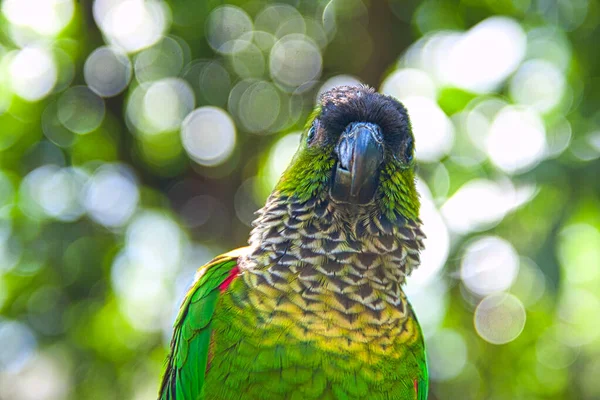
159, 85, 428, 400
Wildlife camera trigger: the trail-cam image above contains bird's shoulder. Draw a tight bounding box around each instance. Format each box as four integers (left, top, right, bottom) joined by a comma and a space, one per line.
175, 247, 248, 325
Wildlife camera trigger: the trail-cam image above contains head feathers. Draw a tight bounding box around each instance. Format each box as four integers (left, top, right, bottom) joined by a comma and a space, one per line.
317, 85, 412, 152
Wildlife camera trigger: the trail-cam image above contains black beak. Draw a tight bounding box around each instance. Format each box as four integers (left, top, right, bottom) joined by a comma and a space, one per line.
330, 122, 384, 204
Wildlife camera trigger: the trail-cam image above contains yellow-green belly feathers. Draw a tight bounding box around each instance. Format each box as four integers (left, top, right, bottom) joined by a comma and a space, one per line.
205, 276, 426, 399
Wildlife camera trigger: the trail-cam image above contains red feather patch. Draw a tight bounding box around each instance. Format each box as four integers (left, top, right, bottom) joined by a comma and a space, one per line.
414, 379, 418, 395
218, 266, 240, 292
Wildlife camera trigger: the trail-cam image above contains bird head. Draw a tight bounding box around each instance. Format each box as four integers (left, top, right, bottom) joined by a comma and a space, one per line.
276, 85, 419, 222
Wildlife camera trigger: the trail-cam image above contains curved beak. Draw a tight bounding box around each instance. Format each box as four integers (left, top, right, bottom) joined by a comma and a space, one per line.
330, 122, 384, 204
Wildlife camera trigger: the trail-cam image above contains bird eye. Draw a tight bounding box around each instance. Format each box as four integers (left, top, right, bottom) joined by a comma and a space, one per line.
404, 136, 414, 163
306, 121, 318, 144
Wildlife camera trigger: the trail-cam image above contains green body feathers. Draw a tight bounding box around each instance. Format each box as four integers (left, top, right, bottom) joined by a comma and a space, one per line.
159, 86, 429, 399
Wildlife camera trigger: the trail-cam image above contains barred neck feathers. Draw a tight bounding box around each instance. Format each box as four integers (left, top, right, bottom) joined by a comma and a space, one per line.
240, 191, 425, 318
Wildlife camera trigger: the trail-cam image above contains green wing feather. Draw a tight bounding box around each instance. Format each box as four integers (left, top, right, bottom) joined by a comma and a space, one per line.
158, 248, 247, 400
417, 377, 428, 400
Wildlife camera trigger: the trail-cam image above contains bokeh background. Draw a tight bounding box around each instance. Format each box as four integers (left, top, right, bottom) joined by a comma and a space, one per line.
1, 0, 599, 399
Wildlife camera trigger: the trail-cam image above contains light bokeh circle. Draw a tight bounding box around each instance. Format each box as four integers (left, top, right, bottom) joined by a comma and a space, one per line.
84, 46, 132, 97
181, 107, 237, 166
475, 292, 526, 344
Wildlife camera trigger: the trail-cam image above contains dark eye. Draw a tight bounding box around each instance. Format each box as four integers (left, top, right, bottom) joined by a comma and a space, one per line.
306, 121, 318, 144
404, 136, 414, 163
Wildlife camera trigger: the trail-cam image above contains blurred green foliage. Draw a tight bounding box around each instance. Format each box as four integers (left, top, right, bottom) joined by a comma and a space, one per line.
1, 0, 600, 399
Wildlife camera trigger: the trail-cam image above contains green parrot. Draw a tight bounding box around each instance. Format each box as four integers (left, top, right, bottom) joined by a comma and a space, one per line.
159, 86, 428, 400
